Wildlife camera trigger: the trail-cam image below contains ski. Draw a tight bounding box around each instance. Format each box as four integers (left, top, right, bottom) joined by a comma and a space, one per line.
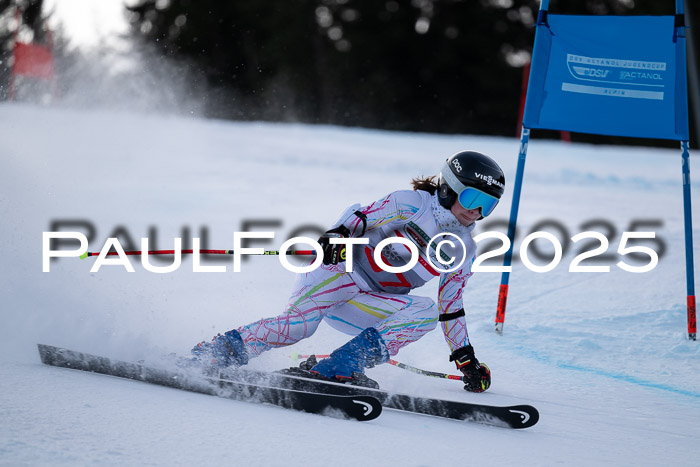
218, 365, 539, 429
37, 344, 381, 422
37, 344, 537, 428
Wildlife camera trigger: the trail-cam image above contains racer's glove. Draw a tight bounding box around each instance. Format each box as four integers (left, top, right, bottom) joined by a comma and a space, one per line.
450, 345, 491, 393
318, 225, 351, 265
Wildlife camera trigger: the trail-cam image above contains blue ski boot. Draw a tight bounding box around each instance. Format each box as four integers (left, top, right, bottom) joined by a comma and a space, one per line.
191, 329, 249, 368
309, 327, 389, 387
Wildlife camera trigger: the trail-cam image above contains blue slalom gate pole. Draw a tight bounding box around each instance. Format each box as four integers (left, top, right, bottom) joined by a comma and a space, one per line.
681, 141, 697, 340
495, 126, 530, 334
676, 1, 696, 340
495, 0, 549, 335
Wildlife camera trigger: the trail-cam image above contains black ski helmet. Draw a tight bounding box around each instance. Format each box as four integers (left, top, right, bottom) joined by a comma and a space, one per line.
438, 151, 506, 217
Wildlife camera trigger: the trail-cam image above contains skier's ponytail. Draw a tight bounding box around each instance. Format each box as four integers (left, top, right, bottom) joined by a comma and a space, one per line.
410, 175, 439, 195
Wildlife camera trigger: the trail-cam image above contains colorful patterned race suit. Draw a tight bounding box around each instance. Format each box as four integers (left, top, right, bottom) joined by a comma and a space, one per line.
236, 189, 477, 358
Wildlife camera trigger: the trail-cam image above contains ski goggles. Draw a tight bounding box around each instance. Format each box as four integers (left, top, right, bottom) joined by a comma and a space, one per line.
442, 164, 500, 217
457, 187, 500, 217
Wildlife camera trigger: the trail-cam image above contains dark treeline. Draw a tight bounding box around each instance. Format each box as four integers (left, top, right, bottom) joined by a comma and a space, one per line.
124, 0, 692, 144
0, 1, 696, 145
127, 0, 545, 135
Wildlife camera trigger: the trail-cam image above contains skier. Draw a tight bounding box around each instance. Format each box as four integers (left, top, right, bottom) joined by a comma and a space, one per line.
192, 150, 505, 392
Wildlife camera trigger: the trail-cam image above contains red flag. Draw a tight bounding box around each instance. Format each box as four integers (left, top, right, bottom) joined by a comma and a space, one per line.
12, 42, 55, 79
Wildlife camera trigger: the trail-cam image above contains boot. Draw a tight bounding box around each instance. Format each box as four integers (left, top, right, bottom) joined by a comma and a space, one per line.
191, 329, 249, 368
309, 327, 389, 383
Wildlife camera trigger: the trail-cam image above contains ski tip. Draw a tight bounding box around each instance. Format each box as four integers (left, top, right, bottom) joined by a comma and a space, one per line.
37, 343, 60, 365
80, 252, 89, 259
506, 405, 539, 429
37, 343, 54, 355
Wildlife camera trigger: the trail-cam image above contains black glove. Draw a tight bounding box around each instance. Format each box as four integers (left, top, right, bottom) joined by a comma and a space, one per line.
450, 345, 491, 393
318, 225, 351, 265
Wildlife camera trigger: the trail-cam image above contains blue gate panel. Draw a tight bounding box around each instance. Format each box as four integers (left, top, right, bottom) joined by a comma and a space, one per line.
523, 15, 689, 140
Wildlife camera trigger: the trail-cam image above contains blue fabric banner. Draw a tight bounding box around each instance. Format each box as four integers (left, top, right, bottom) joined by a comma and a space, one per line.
523, 15, 689, 140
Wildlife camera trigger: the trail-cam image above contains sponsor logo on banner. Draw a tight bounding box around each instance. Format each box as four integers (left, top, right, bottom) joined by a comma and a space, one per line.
563, 54, 667, 101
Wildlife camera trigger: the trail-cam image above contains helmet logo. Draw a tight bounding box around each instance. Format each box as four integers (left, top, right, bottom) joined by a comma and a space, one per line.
451, 159, 463, 172
475, 172, 505, 189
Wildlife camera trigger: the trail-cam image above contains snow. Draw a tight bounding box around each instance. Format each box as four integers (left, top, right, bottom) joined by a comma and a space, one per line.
1, 102, 699, 466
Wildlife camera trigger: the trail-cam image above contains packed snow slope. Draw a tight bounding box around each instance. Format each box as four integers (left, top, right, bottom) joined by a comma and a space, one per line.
1, 103, 699, 466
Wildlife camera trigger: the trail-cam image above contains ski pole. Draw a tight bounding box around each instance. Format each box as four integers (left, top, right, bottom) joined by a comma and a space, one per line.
80, 249, 317, 259
290, 353, 463, 381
